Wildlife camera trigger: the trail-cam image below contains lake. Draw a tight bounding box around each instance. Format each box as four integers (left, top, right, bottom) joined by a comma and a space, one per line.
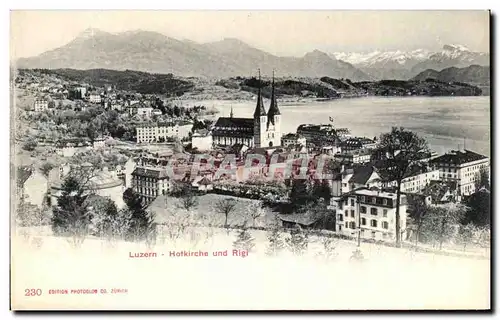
192, 96, 491, 157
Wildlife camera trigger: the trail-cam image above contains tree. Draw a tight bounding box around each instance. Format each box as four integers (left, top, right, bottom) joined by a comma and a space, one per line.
476, 227, 491, 254
123, 188, 156, 242
16, 194, 48, 227
287, 225, 309, 255
179, 185, 198, 212
289, 179, 312, 211
214, 198, 237, 228
22, 138, 37, 151
321, 237, 338, 260
420, 203, 465, 250
247, 201, 265, 227
475, 167, 490, 191
455, 223, 476, 251
266, 225, 285, 256
51, 175, 93, 247
462, 190, 490, 227
90, 197, 119, 238
233, 227, 255, 252
376, 127, 430, 247
312, 180, 332, 205
39, 162, 54, 178
409, 196, 430, 246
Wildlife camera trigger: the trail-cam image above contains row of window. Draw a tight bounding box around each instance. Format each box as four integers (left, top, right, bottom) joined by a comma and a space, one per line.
345, 218, 389, 229
345, 197, 390, 206
344, 220, 389, 229
343, 207, 388, 217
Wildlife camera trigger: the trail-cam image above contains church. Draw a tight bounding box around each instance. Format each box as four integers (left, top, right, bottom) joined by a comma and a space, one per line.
212, 73, 282, 149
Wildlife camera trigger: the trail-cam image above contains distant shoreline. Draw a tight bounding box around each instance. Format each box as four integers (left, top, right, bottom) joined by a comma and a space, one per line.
179, 94, 489, 107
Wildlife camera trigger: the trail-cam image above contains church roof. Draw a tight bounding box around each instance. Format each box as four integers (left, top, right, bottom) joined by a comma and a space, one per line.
253, 86, 267, 118
213, 117, 254, 139
267, 77, 281, 124
214, 117, 254, 129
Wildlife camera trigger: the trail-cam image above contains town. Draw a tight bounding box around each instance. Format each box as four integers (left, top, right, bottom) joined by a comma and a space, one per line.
14, 67, 490, 258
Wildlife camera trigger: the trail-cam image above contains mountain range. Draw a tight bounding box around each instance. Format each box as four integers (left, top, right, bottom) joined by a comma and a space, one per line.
332, 44, 489, 80
411, 65, 490, 85
16, 28, 489, 81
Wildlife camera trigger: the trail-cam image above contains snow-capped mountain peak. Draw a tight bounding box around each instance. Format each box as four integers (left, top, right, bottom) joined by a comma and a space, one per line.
331, 49, 432, 68
443, 44, 470, 52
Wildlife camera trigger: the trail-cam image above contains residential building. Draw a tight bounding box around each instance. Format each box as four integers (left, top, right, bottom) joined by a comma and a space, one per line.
399, 168, 440, 194
111, 103, 123, 111
429, 149, 489, 196
336, 188, 408, 241
212, 72, 281, 148
89, 94, 102, 104
136, 122, 193, 143
33, 99, 49, 112
192, 176, 213, 192
131, 166, 171, 204
340, 137, 377, 152
321, 146, 342, 156
334, 149, 372, 164
281, 133, 306, 148
296, 124, 340, 146
330, 165, 382, 197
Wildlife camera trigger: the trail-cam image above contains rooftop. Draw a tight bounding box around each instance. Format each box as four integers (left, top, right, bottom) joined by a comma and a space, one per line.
347, 165, 379, 185
429, 149, 488, 166
213, 117, 254, 130
277, 213, 319, 226
132, 166, 169, 179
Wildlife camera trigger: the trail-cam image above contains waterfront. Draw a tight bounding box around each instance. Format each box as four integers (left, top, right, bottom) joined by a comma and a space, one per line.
194, 96, 490, 157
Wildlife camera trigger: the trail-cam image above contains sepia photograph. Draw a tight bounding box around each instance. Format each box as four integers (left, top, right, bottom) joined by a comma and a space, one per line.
9, 10, 491, 310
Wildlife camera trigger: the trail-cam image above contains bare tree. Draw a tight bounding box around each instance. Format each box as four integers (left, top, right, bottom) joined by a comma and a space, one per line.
455, 223, 476, 251
214, 198, 237, 229
178, 184, 198, 212
421, 203, 466, 250
475, 167, 490, 191
247, 201, 265, 227
410, 196, 430, 247
376, 127, 430, 247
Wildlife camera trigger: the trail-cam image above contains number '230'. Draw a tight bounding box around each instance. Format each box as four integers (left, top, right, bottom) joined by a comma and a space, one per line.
25, 289, 42, 296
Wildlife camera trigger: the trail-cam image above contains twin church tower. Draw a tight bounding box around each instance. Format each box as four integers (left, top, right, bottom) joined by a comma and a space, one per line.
212, 69, 282, 149
253, 70, 281, 148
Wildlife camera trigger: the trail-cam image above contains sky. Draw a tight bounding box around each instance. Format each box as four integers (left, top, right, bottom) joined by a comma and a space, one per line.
10, 10, 490, 59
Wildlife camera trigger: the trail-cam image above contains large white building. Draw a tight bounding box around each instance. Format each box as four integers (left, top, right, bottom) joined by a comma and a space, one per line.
212, 72, 281, 148
131, 166, 171, 204
429, 149, 489, 196
136, 122, 193, 143
399, 168, 440, 193
335, 188, 408, 241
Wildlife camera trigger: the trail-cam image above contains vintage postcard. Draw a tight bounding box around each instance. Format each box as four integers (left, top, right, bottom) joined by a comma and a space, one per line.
10, 10, 491, 310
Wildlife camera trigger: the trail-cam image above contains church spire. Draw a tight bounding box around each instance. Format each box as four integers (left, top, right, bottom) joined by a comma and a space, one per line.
267, 69, 281, 125
253, 68, 266, 118
230, 105, 234, 118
